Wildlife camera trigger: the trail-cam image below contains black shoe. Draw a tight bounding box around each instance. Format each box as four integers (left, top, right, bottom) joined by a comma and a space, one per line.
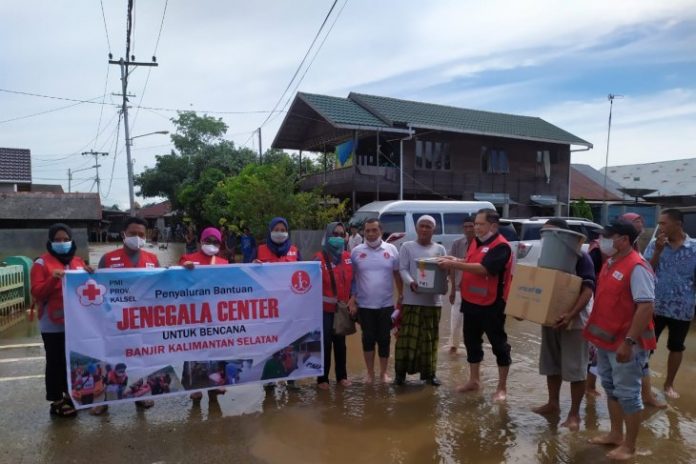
427, 376, 441, 387
394, 373, 406, 386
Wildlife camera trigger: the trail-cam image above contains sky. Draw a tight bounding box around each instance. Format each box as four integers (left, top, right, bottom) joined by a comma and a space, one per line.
1, 0, 695, 209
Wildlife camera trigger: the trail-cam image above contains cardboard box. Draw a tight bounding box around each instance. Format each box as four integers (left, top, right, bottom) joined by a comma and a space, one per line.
505, 265, 582, 326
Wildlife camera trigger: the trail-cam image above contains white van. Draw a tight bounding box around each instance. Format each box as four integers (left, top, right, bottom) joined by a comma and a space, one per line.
349, 200, 495, 251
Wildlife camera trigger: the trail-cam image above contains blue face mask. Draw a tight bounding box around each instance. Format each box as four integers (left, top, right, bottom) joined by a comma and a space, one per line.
51, 241, 72, 255
327, 236, 345, 253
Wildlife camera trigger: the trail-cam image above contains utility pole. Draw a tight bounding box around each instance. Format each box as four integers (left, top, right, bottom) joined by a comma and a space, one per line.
109, 0, 158, 215
68, 169, 72, 193
82, 150, 109, 195
257, 127, 263, 163
602, 93, 623, 223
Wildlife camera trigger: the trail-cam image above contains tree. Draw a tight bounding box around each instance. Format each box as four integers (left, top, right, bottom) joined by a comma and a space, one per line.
570, 198, 594, 221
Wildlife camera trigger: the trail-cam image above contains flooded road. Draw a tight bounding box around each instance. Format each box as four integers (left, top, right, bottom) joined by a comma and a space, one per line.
2, 243, 696, 463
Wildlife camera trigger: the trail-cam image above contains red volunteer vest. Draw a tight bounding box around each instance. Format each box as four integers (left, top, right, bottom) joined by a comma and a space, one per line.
461, 233, 513, 306
101, 247, 159, 268
315, 251, 353, 313
31, 253, 86, 324
178, 250, 229, 266
257, 244, 299, 263
583, 250, 656, 351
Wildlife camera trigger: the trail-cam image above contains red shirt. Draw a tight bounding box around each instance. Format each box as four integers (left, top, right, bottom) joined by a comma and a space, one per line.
178, 250, 229, 266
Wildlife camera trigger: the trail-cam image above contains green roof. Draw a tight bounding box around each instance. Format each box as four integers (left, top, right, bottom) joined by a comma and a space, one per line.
298, 92, 391, 129
348, 92, 592, 147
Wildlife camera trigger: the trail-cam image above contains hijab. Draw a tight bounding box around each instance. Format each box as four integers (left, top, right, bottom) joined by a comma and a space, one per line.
322, 221, 345, 263
266, 217, 292, 257
46, 222, 77, 265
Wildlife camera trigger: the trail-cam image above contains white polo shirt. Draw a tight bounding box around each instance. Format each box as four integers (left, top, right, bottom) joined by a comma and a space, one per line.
351, 241, 399, 309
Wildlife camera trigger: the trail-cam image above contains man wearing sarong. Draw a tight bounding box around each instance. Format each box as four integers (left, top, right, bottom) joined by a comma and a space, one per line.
395, 215, 446, 386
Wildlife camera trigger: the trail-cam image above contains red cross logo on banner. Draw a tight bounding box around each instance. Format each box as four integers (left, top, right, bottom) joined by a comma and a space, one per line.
77, 279, 107, 306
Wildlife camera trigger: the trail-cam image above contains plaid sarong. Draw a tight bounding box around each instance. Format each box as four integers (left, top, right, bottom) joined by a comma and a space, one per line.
394, 304, 441, 377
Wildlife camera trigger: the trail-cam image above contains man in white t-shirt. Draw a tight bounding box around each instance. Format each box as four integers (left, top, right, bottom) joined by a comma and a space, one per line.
348, 225, 363, 251
351, 218, 402, 384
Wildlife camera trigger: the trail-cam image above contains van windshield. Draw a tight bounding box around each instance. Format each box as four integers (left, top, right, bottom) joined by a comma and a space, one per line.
348, 211, 378, 228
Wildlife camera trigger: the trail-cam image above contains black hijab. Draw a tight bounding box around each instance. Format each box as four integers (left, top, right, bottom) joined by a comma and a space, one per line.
46, 223, 77, 265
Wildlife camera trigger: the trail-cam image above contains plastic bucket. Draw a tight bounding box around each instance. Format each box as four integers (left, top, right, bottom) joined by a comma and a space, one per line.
415, 258, 448, 294
538, 229, 585, 274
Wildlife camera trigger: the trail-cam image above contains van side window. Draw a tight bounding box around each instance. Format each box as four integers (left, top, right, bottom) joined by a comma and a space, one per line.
444, 213, 474, 234
413, 213, 443, 234
380, 213, 406, 239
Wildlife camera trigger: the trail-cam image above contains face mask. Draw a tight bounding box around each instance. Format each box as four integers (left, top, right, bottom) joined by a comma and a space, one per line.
477, 231, 494, 242
124, 236, 146, 250
201, 244, 220, 256
270, 231, 288, 244
366, 238, 382, 248
327, 236, 345, 253
599, 237, 617, 256
51, 241, 72, 254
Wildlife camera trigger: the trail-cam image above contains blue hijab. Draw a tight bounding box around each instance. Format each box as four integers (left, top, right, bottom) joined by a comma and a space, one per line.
266, 217, 292, 257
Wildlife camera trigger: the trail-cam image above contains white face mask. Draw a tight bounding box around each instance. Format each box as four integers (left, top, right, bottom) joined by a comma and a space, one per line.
270, 231, 288, 244
599, 237, 617, 256
366, 238, 382, 248
123, 236, 146, 251
477, 231, 494, 242
201, 244, 220, 256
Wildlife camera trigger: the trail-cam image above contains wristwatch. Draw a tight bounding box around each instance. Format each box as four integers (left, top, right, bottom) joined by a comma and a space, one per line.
624, 336, 637, 346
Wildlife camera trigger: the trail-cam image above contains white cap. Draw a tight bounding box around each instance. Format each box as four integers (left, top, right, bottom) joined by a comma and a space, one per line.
416, 215, 436, 227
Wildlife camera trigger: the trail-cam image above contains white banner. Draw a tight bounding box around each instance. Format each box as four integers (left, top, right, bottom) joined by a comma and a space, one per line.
62, 262, 323, 409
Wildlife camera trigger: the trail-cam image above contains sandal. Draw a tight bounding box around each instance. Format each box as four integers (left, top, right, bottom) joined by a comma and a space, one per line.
90, 405, 109, 416
50, 398, 77, 418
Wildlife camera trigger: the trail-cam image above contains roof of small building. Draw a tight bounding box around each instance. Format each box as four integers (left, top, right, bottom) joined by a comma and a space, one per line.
136, 200, 171, 219
0, 147, 31, 183
30, 183, 64, 193
602, 157, 696, 198
0, 192, 101, 220
571, 164, 623, 201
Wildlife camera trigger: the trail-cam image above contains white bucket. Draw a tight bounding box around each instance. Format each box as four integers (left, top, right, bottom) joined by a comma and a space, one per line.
415, 258, 449, 294
538, 228, 585, 274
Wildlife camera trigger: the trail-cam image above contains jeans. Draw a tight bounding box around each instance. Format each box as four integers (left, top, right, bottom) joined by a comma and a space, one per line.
596, 347, 648, 415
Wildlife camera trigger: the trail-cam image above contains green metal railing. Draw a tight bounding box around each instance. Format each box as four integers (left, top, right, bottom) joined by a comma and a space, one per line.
0, 265, 26, 331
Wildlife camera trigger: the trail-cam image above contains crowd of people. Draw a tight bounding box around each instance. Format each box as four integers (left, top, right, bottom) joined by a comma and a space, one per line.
30, 207, 696, 461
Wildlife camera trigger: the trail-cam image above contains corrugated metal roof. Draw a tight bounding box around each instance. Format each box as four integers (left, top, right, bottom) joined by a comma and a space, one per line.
0, 147, 31, 183
602, 157, 696, 197
349, 92, 592, 147
298, 93, 391, 129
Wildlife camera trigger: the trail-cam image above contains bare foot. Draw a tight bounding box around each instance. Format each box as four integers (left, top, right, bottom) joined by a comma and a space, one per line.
606, 444, 635, 461
456, 380, 481, 393
317, 382, 330, 390
90, 405, 109, 416
643, 393, 667, 409
561, 414, 581, 431
585, 388, 602, 399
492, 389, 507, 402
190, 391, 203, 401
664, 386, 680, 399
532, 403, 560, 416
364, 374, 375, 384
588, 433, 623, 446
449, 347, 457, 355
339, 379, 352, 387
380, 373, 392, 383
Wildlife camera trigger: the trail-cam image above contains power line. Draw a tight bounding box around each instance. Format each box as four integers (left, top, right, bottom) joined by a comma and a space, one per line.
104, 111, 124, 199
93, 64, 111, 150
99, 0, 112, 53
259, 0, 339, 130
0, 95, 105, 124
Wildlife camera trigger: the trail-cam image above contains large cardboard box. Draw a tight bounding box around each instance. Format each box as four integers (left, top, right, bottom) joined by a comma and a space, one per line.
505, 265, 582, 326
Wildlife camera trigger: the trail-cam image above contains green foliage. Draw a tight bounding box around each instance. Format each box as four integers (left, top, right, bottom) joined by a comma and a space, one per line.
570, 198, 594, 221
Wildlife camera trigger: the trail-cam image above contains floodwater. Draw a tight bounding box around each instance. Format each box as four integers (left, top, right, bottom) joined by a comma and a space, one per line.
1, 243, 696, 463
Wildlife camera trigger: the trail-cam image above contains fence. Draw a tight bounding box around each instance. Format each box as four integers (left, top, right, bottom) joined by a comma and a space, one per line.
0, 265, 25, 332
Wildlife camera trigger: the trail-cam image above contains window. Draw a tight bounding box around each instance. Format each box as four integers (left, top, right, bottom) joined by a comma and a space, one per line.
444, 213, 474, 234
379, 213, 406, 238
416, 140, 451, 171
520, 223, 543, 240
481, 147, 509, 174
498, 223, 519, 242
412, 213, 443, 234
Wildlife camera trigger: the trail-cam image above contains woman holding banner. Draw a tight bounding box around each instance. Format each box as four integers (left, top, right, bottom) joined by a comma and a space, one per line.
314, 222, 356, 389
30, 223, 91, 417
179, 226, 229, 402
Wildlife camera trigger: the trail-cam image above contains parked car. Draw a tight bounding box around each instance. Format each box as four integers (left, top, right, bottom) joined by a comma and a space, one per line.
349, 200, 495, 252
500, 217, 603, 266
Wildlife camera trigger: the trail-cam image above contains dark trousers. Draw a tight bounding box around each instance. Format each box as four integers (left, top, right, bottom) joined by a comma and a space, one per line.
462, 300, 512, 367
359, 307, 393, 358
41, 332, 68, 402
318, 312, 347, 383
654, 315, 691, 352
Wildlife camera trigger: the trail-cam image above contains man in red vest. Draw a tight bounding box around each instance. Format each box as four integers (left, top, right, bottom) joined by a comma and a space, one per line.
439, 208, 513, 401
584, 220, 656, 461
91, 216, 160, 415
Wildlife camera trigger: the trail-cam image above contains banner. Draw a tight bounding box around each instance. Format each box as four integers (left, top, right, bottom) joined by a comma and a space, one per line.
63, 262, 323, 409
